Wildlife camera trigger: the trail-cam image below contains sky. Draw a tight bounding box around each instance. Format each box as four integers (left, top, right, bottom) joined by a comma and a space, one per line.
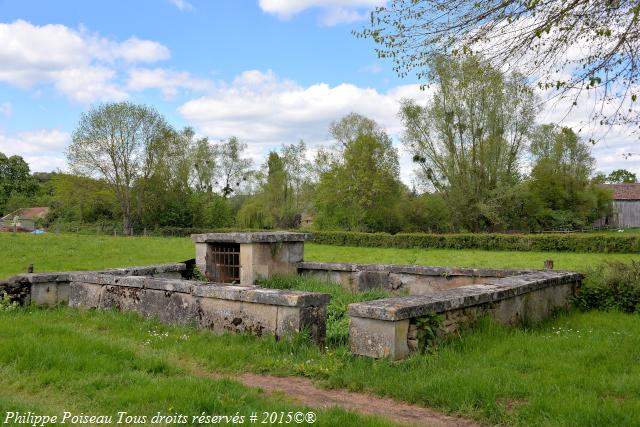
0, 0, 638, 184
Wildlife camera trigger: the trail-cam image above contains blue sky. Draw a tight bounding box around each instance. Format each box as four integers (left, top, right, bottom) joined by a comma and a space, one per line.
0, 0, 637, 181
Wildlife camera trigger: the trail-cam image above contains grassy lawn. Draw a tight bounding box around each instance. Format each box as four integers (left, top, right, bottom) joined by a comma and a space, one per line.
305, 243, 640, 272
2, 232, 640, 425
0, 233, 194, 279
2, 233, 639, 279
1, 306, 638, 426
0, 306, 392, 427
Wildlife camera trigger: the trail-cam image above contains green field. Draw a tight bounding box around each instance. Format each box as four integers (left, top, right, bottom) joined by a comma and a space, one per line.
1, 233, 639, 279
1, 306, 638, 426
0, 307, 391, 427
2, 232, 640, 426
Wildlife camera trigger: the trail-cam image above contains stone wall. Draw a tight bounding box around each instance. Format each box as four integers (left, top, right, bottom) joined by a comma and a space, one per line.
348, 270, 582, 359
69, 274, 330, 344
298, 262, 533, 294
0, 264, 187, 306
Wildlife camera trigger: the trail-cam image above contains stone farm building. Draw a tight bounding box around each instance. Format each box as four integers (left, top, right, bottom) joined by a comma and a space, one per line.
0, 207, 49, 232
596, 184, 640, 228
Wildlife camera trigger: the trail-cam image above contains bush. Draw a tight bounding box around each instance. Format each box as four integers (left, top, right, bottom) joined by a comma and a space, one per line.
575, 261, 640, 312
311, 230, 640, 253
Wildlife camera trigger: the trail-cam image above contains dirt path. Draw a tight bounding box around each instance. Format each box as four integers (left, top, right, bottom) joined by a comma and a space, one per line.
191, 365, 482, 427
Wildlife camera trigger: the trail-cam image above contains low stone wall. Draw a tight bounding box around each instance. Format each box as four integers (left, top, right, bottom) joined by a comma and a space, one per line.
348, 270, 582, 359
0, 264, 186, 306
298, 261, 533, 294
69, 274, 330, 344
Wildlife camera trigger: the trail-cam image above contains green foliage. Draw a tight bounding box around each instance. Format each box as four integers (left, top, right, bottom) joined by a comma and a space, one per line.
311, 230, 640, 253
237, 150, 303, 229
414, 314, 443, 352
315, 114, 403, 232
256, 274, 389, 347
575, 261, 640, 312
605, 169, 637, 184
402, 56, 536, 232
527, 125, 611, 230
0, 293, 19, 311
0, 152, 38, 215
48, 174, 117, 224
401, 193, 453, 233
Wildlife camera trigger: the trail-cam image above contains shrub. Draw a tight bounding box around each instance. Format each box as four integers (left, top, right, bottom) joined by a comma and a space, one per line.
575, 261, 640, 312
311, 231, 640, 253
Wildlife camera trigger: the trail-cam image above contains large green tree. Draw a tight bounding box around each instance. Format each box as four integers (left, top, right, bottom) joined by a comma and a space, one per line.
67, 102, 169, 234
527, 125, 611, 229
314, 114, 403, 232
402, 56, 536, 231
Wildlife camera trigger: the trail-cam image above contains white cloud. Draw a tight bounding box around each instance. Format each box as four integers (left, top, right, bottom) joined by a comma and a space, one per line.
258, 0, 382, 23
169, 0, 194, 11
178, 69, 430, 181
0, 20, 170, 103
0, 129, 70, 171
127, 68, 213, 99
320, 7, 368, 26
179, 69, 426, 141
0, 102, 12, 117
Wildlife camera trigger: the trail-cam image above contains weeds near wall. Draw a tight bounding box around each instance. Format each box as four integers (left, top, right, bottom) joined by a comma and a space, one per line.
575, 261, 640, 313
0, 293, 19, 311
414, 314, 443, 352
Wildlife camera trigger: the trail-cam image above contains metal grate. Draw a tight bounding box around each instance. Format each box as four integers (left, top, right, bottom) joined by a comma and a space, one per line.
206, 243, 240, 283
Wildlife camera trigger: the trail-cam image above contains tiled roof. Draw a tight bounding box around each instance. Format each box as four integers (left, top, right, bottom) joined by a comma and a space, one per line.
1, 207, 50, 221
601, 184, 640, 200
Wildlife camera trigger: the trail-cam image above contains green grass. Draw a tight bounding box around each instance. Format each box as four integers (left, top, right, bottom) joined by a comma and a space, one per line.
2, 233, 640, 425
0, 233, 193, 278
2, 233, 639, 280
1, 306, 638, 426
305, 243, 640, 272
0, 306, 392, 427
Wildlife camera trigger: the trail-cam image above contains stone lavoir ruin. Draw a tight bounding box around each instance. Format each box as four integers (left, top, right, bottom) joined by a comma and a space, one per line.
1, 232, 582, 359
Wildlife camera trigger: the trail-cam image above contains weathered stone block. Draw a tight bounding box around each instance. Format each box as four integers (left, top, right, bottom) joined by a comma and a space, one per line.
349, 317, 409, 360
31, 282, 59, 306
69, 282, 104, 309
197, 298, 278, 337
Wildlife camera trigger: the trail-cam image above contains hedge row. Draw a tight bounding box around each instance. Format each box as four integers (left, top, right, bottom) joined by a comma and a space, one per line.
310, 231, 640, 254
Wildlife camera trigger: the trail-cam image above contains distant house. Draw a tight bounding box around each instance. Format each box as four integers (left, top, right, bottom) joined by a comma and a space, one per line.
596, 184, 640, 228
0, 207, 50, 232
301, 212, 314, 227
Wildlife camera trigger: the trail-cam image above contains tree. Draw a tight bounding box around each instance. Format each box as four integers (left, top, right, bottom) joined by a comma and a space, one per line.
401, 56, 536, 231
191, 133, 217, 193
50, 174, 117, 223
0, 153, 37, 215
314, 115, 403, 232
606, 169, 637, 184
358, 0, 640, 127
527, 125, 611, 229
215, 137, 253, 198
67, 102, 169, 234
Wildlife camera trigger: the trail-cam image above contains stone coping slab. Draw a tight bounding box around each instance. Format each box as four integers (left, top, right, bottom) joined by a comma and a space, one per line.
192, 231, 310, 244
348, 271, 582, 321
3, 263, 186, 284
298, 261, 533, 277
73, 274, 330, 308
